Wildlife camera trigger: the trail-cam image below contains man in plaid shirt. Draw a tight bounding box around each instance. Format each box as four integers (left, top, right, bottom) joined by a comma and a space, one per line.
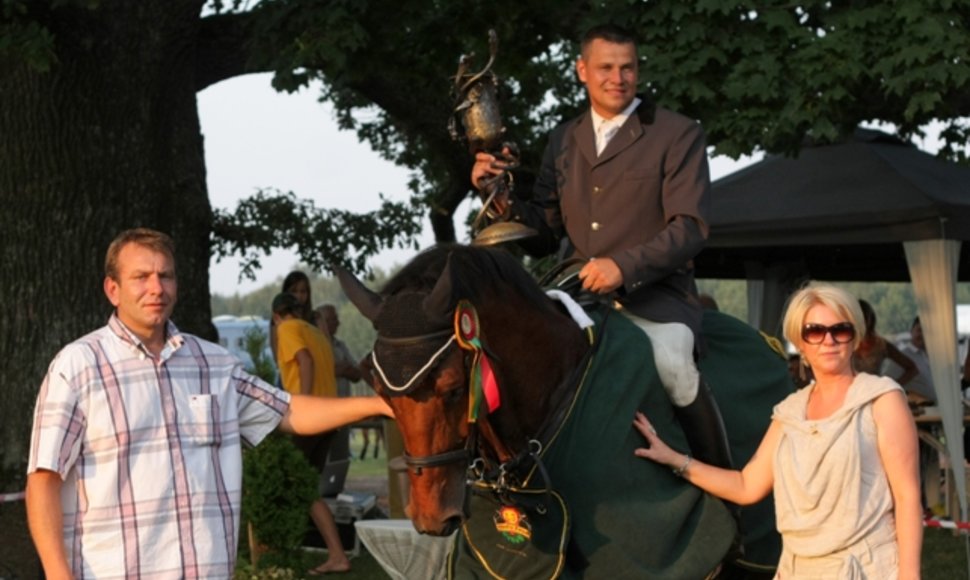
25, 228, 392, 579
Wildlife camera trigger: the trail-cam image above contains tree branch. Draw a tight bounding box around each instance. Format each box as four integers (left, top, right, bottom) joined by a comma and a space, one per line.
195, 11, 266, 91
339, 71, 473, 243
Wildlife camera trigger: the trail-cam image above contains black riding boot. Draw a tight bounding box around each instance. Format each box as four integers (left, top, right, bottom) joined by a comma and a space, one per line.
674, 379, 733, 470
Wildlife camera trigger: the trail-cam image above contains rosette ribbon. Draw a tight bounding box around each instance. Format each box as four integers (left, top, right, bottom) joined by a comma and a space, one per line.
454, 300, 500, 421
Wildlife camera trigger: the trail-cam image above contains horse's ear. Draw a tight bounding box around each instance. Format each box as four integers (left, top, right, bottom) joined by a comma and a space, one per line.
423, 252, 456, 320
332, 263, 382, 322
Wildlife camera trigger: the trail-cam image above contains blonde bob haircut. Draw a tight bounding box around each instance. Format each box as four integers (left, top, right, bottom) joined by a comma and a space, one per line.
782, 282, 866, 353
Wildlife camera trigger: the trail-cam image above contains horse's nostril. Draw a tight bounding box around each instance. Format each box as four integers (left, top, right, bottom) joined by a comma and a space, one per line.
442, 515, 462, 536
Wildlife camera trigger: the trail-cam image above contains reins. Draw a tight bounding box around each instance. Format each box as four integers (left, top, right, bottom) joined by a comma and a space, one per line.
472, 311, 608, 502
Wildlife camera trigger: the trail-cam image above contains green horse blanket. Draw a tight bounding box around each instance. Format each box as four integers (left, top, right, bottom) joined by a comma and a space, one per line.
450, 308, 792, 579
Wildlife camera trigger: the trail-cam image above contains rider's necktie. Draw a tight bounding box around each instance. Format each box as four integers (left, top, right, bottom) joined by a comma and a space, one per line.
596, 121, 619, 156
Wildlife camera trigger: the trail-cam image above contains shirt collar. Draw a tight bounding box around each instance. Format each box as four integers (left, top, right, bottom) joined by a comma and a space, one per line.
108, 313, 184, 361
591, 96, 642, 133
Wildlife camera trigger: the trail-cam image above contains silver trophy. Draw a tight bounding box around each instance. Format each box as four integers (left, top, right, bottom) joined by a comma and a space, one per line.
449, 30, 536, 246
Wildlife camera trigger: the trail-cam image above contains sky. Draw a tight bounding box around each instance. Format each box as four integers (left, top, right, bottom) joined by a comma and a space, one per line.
197, 73, 762, 296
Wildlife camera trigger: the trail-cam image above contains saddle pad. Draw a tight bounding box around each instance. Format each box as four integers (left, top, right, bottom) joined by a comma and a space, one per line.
449, 486, 571, 580
536, 308, 736, 579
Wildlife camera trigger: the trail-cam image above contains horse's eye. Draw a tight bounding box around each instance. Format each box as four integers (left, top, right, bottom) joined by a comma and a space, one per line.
442, 388, 464, 406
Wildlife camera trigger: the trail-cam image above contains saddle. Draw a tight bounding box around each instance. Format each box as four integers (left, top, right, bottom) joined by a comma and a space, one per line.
536, 258, 602, 309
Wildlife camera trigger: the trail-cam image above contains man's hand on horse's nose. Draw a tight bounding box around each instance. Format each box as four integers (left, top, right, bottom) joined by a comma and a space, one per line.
579, 258, 623, 294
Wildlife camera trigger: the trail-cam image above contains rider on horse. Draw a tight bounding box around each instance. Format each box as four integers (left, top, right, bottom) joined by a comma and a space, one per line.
470, 23, 732, 471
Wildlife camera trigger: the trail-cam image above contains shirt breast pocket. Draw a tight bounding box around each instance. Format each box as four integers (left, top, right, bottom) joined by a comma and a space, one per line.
186, 394, 222, 446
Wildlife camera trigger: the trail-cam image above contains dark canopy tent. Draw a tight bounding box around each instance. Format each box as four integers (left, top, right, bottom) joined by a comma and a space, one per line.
696, 128, 970, 282
695, 127, 970, 520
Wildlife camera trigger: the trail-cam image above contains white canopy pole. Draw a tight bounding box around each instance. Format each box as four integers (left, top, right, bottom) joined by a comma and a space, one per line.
745, 278, 765, 330
904, 239, 966, 522
744, 261, 810, 336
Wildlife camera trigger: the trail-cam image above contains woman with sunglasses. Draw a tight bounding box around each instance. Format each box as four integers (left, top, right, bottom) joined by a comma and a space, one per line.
633, 283, 922, 579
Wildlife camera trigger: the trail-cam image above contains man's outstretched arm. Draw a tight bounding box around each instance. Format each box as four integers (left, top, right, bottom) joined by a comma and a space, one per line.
279, 394, 393, 435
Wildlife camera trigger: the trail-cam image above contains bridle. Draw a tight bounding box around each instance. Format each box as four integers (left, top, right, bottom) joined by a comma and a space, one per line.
371, 308, 605, 489
371, 329, 455, 394
370, 326, 481, 475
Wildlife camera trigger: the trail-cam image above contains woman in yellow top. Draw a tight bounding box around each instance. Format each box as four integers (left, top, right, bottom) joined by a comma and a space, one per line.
271, 292, 348, 575
275, 292, 337, 398
634, 283, 922, 579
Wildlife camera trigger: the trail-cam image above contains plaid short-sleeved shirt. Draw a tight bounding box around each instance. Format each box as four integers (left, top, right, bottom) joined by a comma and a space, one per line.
28, 315, 291, 579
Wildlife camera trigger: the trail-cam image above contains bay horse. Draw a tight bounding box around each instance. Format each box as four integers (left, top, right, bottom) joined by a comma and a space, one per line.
337, 244, 792, 579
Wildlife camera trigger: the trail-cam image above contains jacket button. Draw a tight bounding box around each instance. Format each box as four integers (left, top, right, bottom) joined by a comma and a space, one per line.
591, 222, 601, 231
593, 186, 601, 194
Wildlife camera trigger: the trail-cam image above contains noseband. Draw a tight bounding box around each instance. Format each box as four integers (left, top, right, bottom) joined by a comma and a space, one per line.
371, 326, 479, 475
371, 329, 456, 393
404, 438, 477, 476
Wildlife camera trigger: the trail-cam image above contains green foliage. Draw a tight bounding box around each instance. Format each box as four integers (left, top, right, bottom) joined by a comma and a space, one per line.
243, 326, 277, 384
1, 0, 105, 71
241, 433, 318, 566
233, 562, 298, 580
211, 189, 422, 280
0, 0, 57, 71
622, 1, 970, 159
844, 282, 918, 336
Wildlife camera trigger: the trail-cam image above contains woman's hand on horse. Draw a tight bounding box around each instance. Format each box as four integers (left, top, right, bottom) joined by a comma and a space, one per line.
633, 411, 679, 467
579, 258, 623, 294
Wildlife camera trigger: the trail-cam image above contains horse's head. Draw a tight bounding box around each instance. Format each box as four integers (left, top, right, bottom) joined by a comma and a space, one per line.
367, 291, 472, 535
337, 245, 587, 536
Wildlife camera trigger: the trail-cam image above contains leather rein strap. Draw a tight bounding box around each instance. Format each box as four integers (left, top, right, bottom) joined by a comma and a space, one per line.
475, 310, 608, 496
404, 429, 477, 475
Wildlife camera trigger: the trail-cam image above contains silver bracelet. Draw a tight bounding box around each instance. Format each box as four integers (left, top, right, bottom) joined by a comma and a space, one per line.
672, 454, 692, 478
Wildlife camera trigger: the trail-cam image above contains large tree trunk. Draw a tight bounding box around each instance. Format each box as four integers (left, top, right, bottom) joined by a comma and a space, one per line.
0, 1, 213, 481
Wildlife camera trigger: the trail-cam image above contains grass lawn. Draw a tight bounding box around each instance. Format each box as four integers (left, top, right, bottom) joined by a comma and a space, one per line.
346, 428, 389, 479
923, 527, 970, 578
300, 548, 388, 579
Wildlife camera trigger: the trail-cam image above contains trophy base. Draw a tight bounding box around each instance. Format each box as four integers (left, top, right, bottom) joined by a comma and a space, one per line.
472, 222, 537, 246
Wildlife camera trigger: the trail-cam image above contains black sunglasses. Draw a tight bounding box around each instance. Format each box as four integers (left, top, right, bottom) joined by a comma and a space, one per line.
801, 322, 856, 345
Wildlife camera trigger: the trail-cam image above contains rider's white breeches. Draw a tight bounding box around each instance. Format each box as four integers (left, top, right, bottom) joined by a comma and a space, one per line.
618, 309, 699, 407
